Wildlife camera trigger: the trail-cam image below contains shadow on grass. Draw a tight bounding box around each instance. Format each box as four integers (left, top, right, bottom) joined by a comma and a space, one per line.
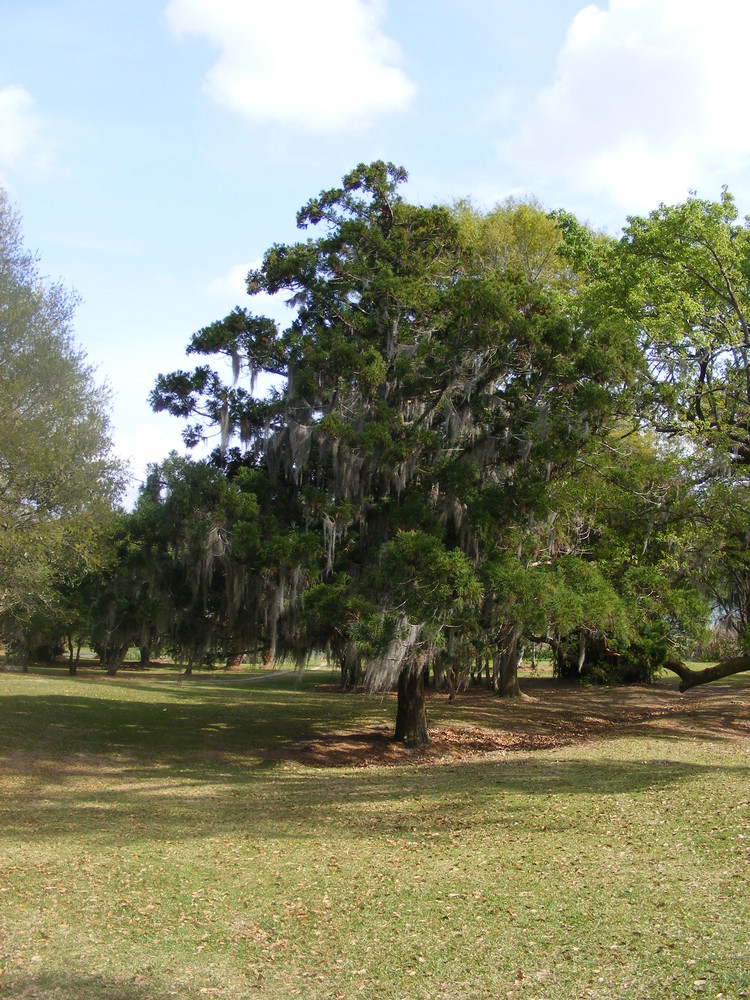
2, 739, 747, 846
3, 672, 750, 847
3, 675, 748, 760
3, 969, 174, 1000
0, 683, 370, 763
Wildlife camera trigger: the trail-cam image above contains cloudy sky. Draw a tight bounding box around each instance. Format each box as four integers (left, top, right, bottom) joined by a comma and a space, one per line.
3, 0, 749, 501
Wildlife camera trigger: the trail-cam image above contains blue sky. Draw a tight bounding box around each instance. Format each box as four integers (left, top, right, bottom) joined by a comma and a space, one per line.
3, 0, 750, 502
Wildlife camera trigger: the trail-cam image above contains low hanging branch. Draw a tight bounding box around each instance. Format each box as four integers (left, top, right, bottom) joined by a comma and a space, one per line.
663, 655, 750, 692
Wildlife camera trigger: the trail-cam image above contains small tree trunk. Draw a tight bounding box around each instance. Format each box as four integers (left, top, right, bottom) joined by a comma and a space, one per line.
490, 652, 501, 692
433, 657, 445, 691
340, 640, 361, 689
67, 632, 77, 676
551, 635, 565, 678
470, 654, 481, 685
577, 632, 587, 675
394, 667, 430, 746
447, 665, 457, 702
105, 647, 127, 675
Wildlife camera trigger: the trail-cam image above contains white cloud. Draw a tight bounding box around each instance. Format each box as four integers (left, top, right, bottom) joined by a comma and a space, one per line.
0, 85, 44, 179
204, 260, 295, 327
165, 0, 415, 130
205, 261, 256, 301
500, 0, 750, 211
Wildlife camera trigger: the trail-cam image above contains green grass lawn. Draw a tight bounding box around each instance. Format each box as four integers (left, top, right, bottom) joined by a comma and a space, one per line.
1, 667, 749, 999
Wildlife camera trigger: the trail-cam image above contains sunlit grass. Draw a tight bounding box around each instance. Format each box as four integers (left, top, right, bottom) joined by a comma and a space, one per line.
1, 668, 749, 999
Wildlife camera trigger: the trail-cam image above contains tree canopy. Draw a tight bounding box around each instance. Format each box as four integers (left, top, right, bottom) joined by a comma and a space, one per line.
0, 188, 124, 653
569, 188, 750, 683
151, 162, 640, 742
10, 165, 741, 736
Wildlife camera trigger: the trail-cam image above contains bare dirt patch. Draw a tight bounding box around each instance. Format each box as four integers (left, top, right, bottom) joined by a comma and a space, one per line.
271, 676, 750, 768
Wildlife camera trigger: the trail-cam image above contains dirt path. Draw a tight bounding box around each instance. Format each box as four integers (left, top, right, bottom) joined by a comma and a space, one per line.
185, 669, 299, 685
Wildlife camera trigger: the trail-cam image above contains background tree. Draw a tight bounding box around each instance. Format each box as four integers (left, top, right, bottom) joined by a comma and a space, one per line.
454, 195, 575, 290
131, 451, 320, 674
450, 197, 634, 698
586, 190, 750, 687
540, 430, 708, 682
0, 189, 124, 659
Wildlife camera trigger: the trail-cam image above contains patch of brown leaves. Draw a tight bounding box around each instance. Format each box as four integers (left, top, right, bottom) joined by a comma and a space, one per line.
270, 677, 750, 769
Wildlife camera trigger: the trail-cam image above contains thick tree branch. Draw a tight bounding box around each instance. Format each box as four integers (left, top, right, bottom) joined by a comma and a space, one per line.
663, 655, 750, 692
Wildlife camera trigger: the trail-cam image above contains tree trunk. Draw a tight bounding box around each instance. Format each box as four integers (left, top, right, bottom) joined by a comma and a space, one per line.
107, 643, 130, 675
394, 667, 430, 746
498, 634, 526, 698
447, 664, 457, 702
433, 656, 446, 691
490, 652, 500, 691
498, 656, 523, 697
663, 655, 750, 692
340, 640, 361, 689
225, 636, 246, 670
67, 632, 77, 676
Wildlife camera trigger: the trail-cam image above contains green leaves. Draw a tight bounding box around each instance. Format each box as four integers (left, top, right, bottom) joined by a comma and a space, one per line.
148, 164, 673, 696
612, 190, 750, 452
0, 188, 123, 637
378, 531, 483, 618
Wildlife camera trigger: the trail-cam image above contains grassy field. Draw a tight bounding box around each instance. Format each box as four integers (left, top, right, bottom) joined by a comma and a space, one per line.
1, 666, 749, 999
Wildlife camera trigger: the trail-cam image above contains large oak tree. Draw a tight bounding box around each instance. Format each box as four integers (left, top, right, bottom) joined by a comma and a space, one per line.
153, 163, 631, 743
